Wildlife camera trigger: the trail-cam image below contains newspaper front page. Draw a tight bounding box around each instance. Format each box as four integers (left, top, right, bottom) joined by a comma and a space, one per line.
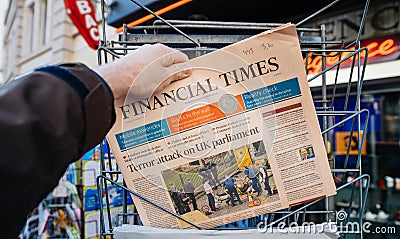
106, 23, 336, 229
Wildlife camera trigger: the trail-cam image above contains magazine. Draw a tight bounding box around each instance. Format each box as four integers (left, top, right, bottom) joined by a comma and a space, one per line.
106, 23, 336, 229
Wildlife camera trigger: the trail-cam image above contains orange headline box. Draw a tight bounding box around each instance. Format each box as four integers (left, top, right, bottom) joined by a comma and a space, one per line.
166, 95, 245, 134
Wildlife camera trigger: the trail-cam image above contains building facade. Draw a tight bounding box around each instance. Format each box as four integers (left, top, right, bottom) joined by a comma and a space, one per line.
303, 0, 400, 228
2, 0, 110, 83
305, 0, 400, 178
3, 0, 400, 235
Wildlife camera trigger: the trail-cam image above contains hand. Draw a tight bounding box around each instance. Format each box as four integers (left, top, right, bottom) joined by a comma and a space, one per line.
95, 43, 191, 103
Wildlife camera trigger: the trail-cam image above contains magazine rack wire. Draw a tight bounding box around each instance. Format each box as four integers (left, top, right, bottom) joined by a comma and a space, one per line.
96, 0, 371, 238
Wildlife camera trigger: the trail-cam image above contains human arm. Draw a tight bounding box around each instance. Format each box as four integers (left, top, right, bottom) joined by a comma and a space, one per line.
0, 63, 115, 236
0, 43, 191, 237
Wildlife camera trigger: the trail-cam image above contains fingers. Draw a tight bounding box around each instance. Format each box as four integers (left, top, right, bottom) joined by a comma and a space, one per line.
154, 62, 192, 95
110, 43, 192, 101
158, 44, 192, 84
161, 48, 190, 67
165, 62, 192, 82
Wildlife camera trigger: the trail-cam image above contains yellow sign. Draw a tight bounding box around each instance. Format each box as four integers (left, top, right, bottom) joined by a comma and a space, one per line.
335, 131, 367, 155
233, 145, 252, 169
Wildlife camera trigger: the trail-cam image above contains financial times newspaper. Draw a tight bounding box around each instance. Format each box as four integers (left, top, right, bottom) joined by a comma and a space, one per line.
106, 23, 336, 229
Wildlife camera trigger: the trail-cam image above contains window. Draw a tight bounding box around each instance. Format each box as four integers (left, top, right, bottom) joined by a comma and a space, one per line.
23, 0, 51, 55
28, 2, 35, 52
40, 0, 48, 45
382, 93, 400, 142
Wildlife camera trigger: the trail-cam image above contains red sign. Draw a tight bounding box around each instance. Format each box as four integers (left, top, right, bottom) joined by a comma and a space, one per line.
304, 35, 400, 75
64, 0, 100, 50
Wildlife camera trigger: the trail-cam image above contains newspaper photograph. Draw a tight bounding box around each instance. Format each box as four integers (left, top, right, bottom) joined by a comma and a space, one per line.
106, 23, 337, 229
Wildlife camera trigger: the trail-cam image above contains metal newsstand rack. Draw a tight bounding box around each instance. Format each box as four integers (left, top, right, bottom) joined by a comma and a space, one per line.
96, 0, 372, 238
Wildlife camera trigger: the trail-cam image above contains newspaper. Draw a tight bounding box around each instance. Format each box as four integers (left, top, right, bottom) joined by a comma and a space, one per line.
106, 23, 336, 229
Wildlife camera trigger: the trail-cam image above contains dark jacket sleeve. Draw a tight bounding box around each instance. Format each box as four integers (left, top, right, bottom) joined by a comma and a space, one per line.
0, 63, 115, 237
